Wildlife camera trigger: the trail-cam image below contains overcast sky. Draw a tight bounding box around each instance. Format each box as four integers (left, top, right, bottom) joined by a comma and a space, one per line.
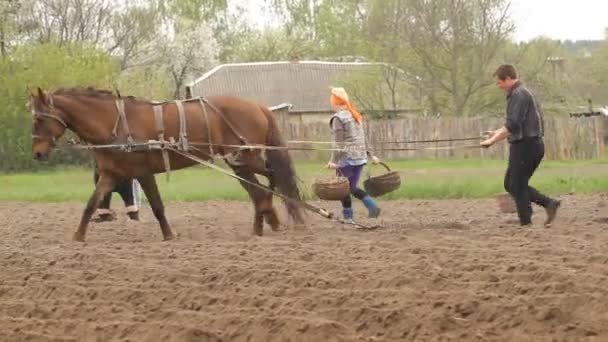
510, 0, 607, 41
233, 0, 608, 42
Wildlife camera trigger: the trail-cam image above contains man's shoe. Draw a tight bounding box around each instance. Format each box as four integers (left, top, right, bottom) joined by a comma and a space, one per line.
544, 200, 561, 227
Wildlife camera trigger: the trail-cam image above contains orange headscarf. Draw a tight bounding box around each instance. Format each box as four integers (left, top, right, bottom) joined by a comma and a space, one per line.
330, 87, 363, 123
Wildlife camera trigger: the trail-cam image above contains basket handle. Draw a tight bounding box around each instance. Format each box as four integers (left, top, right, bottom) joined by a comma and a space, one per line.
366, 161, 392, 179
315, 165, 345, 177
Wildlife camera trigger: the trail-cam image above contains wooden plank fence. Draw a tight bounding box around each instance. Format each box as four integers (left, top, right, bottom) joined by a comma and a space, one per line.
279, 115, 605, 160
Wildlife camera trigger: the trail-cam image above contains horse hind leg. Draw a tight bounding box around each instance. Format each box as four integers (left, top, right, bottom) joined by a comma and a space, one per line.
262, 201, 280, 231
231, 166, 267, 236
260, 164, 280, 231
137, 174, 175, 241
248, 157, 281, 232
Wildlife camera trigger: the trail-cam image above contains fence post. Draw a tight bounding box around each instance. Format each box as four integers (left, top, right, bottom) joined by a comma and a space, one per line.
594, 116, 605, 159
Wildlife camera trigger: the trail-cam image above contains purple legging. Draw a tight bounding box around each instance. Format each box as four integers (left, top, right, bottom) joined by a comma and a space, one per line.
337, 164, 368, 207
337, 164, 364, 191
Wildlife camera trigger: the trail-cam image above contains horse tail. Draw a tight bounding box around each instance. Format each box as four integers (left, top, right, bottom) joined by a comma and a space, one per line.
261, 106, 305, 224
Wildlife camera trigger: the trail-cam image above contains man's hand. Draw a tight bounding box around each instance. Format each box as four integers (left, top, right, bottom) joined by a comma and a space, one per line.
371, 155, 381, 164
480, 126, 510, 148
480, 129, 496, 148
481, 130, 495, 139
480, 137, 495, 148
326, 161, 338, 169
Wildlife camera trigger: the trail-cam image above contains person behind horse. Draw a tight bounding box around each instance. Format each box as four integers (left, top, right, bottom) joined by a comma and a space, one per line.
93, 166, 141, 222
326, 87, 381, 222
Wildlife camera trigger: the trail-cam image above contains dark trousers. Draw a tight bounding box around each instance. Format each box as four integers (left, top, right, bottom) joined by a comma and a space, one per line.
505, 138, 553, 225
93, 171, 137, 209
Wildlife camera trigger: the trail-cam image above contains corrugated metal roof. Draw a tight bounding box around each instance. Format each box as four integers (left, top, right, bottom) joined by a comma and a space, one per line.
188, 61, 389, 112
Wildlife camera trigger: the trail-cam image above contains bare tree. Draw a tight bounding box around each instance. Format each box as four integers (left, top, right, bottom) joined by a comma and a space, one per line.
338, 64, 417, 118
269, 0, 325, 41
148, 18, 219, 98
16, 0, 113, 46
0, 0, 21, 57
368, 0, 515, 116
106, 5, 159, 70
11, 0, 161, 69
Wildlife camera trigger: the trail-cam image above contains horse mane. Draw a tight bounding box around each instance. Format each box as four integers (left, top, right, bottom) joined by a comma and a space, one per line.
51, 86, 150, 103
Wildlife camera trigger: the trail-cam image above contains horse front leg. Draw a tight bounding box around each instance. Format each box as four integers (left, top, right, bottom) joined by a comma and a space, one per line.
73, 173, 117, 242
136, 174, 176, 241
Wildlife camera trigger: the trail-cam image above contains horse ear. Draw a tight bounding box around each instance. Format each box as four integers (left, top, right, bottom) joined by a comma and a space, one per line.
37, 87, 48, 106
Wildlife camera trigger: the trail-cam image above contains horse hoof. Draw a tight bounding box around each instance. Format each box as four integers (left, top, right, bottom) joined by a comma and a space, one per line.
72, 232, 85, 242
163, 234, 176, 241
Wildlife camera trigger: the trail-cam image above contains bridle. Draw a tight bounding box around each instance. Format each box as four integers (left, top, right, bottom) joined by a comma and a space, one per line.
31, 94, 68, 143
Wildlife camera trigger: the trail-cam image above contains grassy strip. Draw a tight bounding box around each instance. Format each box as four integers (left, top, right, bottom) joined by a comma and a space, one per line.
1, 158, 607, 202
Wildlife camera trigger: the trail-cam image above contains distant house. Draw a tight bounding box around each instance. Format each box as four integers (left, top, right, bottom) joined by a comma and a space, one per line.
186, 60, 417, 126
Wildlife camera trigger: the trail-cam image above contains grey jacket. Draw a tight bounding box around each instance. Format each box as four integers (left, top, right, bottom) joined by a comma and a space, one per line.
505, 82, 544, 143
330, 110, 368, 165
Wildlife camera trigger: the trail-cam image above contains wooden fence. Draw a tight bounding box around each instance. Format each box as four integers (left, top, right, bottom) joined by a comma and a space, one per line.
279, 115, 606, 160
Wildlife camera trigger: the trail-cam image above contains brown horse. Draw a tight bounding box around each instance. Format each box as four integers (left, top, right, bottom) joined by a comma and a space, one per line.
28, 87, 305, 241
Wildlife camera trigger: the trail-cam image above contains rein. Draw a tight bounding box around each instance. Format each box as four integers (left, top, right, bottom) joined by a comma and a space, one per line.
62, 139, 484, 153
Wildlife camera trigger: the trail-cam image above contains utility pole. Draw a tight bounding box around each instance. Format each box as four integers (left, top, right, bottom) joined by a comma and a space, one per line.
547, 56, 565, 80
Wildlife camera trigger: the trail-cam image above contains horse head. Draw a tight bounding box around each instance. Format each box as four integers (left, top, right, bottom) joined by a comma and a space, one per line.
29, 87, 69, 160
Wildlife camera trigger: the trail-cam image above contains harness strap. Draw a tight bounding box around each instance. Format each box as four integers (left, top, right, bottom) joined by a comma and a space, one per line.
198, 99, 215, 157
201, 98, 249, 145
153, 105, 164, 135
175, 100, 189, 151
113, 98, 134, 145
153, 104, 171, 181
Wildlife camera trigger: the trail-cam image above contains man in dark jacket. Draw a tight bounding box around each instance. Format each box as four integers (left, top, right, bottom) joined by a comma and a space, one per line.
481, 64, 561, 227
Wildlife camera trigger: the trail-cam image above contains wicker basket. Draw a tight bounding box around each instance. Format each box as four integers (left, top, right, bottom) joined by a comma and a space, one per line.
496, 192, 516, 213
312, 175, 350, 201
363, 162, 401, 197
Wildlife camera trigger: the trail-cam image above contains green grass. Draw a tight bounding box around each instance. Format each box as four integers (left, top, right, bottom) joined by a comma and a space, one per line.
1, 158, 608, 202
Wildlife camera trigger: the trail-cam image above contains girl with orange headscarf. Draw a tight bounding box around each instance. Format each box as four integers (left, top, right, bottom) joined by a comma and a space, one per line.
327, 87, 381, 222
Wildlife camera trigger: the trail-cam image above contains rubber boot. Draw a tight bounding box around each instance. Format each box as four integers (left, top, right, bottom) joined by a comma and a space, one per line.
362, 195, 381, 218
342, 207, 354, 223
